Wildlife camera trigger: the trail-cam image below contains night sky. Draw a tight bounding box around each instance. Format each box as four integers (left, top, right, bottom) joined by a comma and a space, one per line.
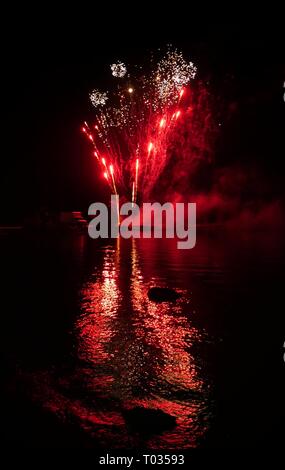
2, 20, 284, 223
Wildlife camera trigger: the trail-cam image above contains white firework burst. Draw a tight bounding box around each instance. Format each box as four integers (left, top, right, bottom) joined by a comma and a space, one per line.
155, 50, 197, 104
110, 61, 127, 78
89, 89, 108, 107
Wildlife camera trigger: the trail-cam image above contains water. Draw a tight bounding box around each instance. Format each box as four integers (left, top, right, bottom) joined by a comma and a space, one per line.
1, 229, 285, 448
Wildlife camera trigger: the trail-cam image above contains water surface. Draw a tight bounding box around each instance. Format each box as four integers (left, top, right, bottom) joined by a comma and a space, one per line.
1, 229, 285, 448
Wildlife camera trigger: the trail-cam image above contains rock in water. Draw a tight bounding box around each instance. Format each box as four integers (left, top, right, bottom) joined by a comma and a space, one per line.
122, 407, 176, 435
148, 287, 180, 302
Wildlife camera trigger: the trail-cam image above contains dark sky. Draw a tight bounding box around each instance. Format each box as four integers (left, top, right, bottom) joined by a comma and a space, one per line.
2, 20, 284, 222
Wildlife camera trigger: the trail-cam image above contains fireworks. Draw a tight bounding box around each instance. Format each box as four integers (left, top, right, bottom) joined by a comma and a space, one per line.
148, 142, 153, 153
135, 158, 139, 203
83, 47, 215, 204
154, 50, 197, 106
110, 61, 127, 78
89, 89, 108, 107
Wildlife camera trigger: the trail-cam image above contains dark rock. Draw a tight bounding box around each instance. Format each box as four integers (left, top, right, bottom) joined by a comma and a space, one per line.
148, 287, 180, 302
122, 407, 176, 435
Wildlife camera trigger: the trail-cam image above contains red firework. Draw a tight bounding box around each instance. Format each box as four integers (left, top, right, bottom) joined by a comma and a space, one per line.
82, 48, 215, 203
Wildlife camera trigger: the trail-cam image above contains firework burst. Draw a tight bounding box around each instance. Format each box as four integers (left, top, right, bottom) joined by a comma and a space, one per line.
83, 47, 215, 203
89, 89, 108, 107
154, 49, 197, 106
110, 61, 127, 78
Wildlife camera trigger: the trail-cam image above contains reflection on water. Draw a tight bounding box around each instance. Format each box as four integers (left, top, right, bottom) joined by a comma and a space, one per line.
75, 238, 209, 448
3, 228, 285, 447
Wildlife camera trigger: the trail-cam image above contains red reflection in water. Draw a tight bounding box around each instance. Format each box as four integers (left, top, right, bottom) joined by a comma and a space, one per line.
74, 238, 209, 448
22, 237, 210, 448
78, 243, 122, 364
